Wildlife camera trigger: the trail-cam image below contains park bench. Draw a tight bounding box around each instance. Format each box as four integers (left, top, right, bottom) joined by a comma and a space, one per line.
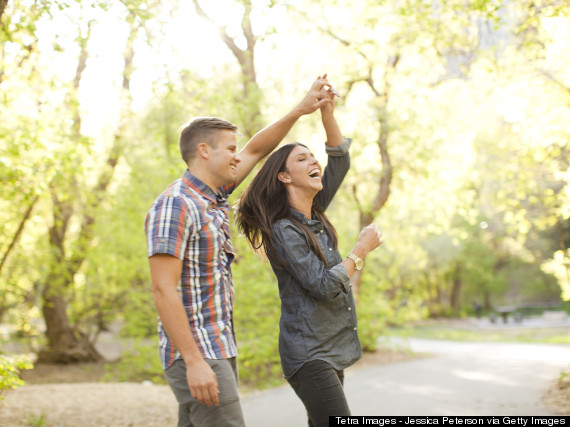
490, 302, 565, 324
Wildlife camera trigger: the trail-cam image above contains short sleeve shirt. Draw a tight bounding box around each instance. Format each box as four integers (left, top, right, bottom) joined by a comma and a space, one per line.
145, 170, 238, 370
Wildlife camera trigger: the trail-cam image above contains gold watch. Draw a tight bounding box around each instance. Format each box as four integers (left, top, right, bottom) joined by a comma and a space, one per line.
347, 252, 364, 271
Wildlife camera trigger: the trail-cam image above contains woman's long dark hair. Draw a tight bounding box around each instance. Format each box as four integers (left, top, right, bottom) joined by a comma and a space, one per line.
235, 143, 338, 269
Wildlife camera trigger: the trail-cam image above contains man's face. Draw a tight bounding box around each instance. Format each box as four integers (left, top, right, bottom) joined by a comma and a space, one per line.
209, 129, 241, 187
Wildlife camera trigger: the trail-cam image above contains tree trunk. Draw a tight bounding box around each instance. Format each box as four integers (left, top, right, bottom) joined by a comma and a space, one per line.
0, 0, 8, 24
345, 58, 398, 303
449, 263, 462, 316
37, 16, 136, 363
37, 191, 102, 364
351, 100, 393, 301
39, 282, 101, 364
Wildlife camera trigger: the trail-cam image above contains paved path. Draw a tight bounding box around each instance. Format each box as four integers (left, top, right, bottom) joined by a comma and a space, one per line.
241, 338, 570, 426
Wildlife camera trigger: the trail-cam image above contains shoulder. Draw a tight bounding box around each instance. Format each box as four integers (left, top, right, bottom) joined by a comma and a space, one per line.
149, 181, 204, 217
272, 219, 306, 244
272, 218, 296, 233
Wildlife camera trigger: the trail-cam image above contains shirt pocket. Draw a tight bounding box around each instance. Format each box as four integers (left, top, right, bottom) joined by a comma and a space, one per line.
317, 231, 340, 268
318, 292, 352, 336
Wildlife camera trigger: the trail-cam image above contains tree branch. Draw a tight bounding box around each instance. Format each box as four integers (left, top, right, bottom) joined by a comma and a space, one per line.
0, 194, 39, 276
540, 69, 570, 96
191, 0, 248, 69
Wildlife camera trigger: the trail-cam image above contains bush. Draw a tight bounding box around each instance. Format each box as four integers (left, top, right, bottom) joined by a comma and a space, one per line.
103, 340, 165, 384
232, 234, 283, 388
0, 354, 33, 400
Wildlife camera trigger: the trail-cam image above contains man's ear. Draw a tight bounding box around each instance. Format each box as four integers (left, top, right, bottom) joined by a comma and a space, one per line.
197, 143, 210, 160
278, 172, 291, 183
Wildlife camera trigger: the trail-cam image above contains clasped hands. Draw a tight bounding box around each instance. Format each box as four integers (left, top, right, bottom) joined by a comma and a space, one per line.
297, 73, 341, 116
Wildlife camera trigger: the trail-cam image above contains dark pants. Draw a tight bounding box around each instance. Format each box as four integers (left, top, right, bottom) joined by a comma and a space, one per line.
287, 359, 350, 427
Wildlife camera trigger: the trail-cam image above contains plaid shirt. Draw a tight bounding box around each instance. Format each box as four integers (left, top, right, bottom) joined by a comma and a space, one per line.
145, 170, 238, 370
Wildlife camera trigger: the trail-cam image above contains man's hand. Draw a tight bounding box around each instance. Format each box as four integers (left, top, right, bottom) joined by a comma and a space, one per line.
186, 358, 220, 407
295, 74, 339, 116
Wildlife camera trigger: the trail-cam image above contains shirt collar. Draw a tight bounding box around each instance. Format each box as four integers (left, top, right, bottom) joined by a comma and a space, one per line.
182, 169, 225, 204
289, 208, 320, 226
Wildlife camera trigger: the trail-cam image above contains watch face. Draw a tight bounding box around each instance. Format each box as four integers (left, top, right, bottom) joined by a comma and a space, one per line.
349, 253, 363, 270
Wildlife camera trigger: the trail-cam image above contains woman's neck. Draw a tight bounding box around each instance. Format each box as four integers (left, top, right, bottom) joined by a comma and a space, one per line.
288, 195, 313, 219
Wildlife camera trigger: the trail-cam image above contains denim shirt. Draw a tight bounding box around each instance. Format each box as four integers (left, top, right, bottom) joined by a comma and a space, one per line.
270, 138, 361, 379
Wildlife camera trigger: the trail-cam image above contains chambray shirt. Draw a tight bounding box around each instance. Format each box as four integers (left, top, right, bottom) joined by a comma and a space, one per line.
270, 138, 361, 379
145, 171, 238, 370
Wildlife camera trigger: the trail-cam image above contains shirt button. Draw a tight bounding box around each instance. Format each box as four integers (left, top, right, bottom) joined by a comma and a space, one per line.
329, 248, 333, 251
348, 307, 352, 311
320, 230, 324, 233
353, 327, 357, 331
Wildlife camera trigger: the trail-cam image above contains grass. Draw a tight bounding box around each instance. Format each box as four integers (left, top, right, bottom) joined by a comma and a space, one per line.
388, 320, 570, 344
25, 413, 47, 427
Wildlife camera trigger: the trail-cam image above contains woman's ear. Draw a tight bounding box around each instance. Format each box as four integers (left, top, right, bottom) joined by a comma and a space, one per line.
278, 172, 291, 183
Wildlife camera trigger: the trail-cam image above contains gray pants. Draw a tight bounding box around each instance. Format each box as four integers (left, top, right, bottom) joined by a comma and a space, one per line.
164, 357, 245, 427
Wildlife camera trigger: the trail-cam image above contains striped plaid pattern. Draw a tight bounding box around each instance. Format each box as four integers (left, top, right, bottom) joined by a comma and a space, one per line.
145, 170, 238, 370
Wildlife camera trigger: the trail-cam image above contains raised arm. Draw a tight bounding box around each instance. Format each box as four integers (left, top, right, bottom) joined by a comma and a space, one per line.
234, 76, 336, 187
319, 74, 344, 148
314, 76, 350, 210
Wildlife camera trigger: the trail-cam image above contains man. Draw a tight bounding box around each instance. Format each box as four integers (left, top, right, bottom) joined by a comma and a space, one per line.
145, 76, 336, 427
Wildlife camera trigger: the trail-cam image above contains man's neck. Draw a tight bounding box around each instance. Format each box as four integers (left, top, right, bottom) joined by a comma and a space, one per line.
187, 165, 219, 193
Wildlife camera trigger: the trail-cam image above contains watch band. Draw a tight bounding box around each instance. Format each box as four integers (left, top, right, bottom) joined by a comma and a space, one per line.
347, 252, 364, 271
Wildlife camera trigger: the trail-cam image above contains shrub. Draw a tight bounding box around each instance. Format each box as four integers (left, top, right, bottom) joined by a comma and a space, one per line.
0, 354, 33, 400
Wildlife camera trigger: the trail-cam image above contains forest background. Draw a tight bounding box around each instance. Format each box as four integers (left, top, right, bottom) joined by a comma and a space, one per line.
0, 0, 569, 389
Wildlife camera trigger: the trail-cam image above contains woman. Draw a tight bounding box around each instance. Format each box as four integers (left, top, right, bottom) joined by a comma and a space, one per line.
235, 80, 383, 427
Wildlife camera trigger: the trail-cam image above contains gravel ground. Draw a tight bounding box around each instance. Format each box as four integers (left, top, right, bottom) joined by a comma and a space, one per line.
0, 382, 179, 427
543, 372, 570, 415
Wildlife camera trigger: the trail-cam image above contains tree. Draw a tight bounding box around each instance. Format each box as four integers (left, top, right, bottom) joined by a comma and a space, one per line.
191, 0, 263, 138
0, 0, 156, 363
286, 0, 497, 301
38, 6, 141, 363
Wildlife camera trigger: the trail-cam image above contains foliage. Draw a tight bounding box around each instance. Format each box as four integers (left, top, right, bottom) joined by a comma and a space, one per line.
24, 412, 47, 427
103, 340, 166, 384
0, 354, 33, 400
231, 228, 283, 387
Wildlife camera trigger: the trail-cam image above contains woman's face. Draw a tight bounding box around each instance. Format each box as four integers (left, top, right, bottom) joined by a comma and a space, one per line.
279, 145, 323, 194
